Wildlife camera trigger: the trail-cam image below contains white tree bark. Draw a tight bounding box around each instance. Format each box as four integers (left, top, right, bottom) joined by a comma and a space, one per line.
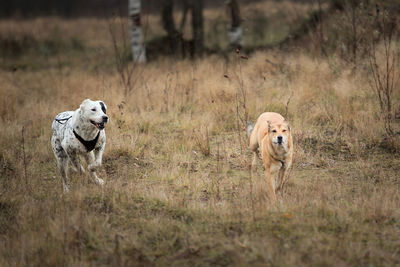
228, 26, 243, 47
225, 0, 242, 49
129, 0, 146, 63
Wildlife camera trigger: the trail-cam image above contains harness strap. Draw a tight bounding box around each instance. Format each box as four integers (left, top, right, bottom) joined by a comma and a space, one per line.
55, 116, 72, 124
73, 129, 100, 152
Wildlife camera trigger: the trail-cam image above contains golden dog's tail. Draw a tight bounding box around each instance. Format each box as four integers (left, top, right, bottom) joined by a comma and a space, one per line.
246, 121, 254, 138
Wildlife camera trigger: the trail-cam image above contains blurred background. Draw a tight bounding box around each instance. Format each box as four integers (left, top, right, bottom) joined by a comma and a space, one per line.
1, 0, 398, 62
1, 0, 306, 17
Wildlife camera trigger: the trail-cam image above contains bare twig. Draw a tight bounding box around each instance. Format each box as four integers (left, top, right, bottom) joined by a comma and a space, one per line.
107, 12, 148, 97
248, 163, 256, 222
284, 91, 294, 118
235, 93, 243, 154
231, 50, 249, 155
367, 9, 398, 136
21, 126, 30, 192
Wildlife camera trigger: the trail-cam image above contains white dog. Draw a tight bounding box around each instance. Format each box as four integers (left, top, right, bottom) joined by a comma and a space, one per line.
51, 99, 108, 192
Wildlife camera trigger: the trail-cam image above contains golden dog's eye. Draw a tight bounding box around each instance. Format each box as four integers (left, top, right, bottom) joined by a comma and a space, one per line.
282, 130, 286, 132
272, 130, 277, 133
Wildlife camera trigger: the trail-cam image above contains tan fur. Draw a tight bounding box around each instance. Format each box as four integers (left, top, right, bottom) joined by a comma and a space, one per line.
249, 112, 293, 201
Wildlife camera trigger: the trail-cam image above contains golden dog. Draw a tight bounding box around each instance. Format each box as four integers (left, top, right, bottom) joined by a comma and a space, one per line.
247, 112, 293, 201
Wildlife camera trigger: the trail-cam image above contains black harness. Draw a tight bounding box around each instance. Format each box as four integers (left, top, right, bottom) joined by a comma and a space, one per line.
55, 116, 100, 152
54, 116, 72, 124
73, 129, 100, 152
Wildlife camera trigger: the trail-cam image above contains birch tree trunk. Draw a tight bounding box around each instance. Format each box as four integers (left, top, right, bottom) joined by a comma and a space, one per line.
129, 0, 146, 63
226, 0, 242, 50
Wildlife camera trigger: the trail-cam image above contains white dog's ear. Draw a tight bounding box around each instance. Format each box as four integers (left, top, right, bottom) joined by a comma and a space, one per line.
99, 101, 107, 114
80, 99, 91, 110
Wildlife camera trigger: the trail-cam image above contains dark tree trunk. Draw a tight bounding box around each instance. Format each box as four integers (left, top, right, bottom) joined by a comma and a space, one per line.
160, 0, 203, 58
228, 0, 241, 28
190, 0, 204, 57
161, 0, 184, 55
162, 0, 178, 37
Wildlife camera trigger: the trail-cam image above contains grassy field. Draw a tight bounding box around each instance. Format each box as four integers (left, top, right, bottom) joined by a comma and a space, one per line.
1, 3, 400, 266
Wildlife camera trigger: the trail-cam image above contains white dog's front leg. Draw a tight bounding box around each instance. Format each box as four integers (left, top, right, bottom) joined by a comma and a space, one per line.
70, 162, 85, 174
90, 147, 103, 170
86, 149, 104, 186
68, 152, 85, 174
56, 156, 70, 193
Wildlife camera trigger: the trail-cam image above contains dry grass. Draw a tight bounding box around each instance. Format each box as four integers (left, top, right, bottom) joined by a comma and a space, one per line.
1, 11, 400, 266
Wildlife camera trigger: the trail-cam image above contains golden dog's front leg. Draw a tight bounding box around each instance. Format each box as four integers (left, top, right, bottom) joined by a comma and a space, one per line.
252, 151, 258, 169
276, 167, 286, 193
264, 164, 277, 202
277, 156, 292, 193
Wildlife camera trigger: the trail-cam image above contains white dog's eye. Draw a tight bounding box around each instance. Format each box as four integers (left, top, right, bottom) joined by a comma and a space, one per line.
91, 108, 96, 112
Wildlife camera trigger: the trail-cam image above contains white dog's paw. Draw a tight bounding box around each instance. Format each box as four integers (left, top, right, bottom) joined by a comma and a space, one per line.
71, 164, 85, 173
94, 177, 104, 186
88, 162, 101, 172
63, 184, 70, 193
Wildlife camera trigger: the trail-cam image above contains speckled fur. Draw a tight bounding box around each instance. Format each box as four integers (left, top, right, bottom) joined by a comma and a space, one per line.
51, 99, 108, 192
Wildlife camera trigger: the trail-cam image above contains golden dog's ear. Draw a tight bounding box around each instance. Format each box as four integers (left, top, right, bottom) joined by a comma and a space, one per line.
283, 119, 290, 131
267, 120, 271, 132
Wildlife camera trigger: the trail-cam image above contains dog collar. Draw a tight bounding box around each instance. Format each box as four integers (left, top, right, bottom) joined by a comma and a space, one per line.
271, 155, 285, 167
73, 129, 100, 152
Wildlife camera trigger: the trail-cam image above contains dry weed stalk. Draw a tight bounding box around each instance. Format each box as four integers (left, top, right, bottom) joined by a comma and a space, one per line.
368, 9, 399, 136
235, 93, 243, 154
114, 234, 122, 266
21, 126, 30, 193
144, 82, 154, 111
341, 1, 364, 65
280, 146, 297, 196
284, 90, 294, 118
227, 49, 249, 155
162, 73, 172, 113
108, 15, 146, 97
248, 164, 256, 222
194, 126, 210, 157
